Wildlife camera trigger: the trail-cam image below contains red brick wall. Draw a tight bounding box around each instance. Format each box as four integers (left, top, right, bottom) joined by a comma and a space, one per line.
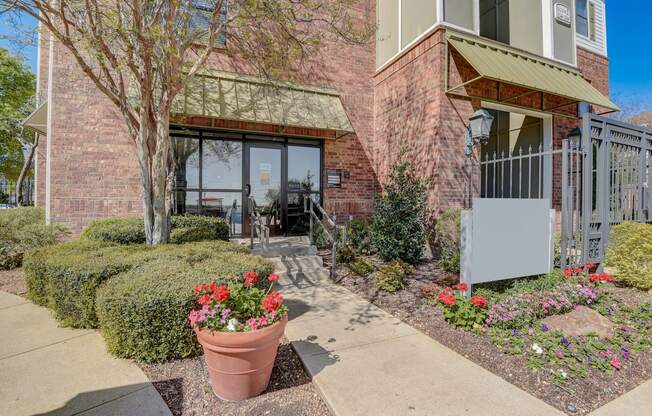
39, 0, 377, 234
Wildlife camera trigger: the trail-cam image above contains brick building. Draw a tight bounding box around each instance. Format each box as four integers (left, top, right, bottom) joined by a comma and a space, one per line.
26, 0, 618, 237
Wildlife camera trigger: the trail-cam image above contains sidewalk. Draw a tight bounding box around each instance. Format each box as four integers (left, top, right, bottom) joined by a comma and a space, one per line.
0, 291, 171, 416
274, 255, 564, 416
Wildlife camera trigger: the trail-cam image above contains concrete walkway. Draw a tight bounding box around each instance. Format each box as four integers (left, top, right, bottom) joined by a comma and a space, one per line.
0, 291, 171, 416
271, 252, 564, 416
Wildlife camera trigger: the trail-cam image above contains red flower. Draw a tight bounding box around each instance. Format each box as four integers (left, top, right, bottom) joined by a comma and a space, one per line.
209, 282, 217, 293
573, 267, 583, 274
438, 292, 456, 306
244, 271, 260, 288
267, 273, 279, 282
563, 268, 573, 277
610, 356, 621, 370
585, 262, 596, 271
212, 285, 230, 303
455, 282, 469, 292
590, 272, 615, 283
470, 295, 488, 309
193, 283, 200, 294
262, 291, 283, 313
198, 294, 212, 305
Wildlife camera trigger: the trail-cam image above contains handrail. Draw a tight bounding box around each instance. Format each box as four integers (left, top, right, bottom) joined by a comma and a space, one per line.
248, 195, 270, 250
304, 194, 346, 279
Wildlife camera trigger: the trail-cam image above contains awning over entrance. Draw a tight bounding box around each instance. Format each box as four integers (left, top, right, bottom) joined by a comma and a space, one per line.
22, 100, 48, 135
173, 71, 354, 138
446, 32, 619, 114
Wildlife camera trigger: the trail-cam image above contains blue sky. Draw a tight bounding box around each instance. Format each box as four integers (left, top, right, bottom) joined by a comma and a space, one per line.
1, 2, 651, 117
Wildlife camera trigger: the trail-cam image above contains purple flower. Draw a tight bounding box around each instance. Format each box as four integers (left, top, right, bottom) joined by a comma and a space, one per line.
541, 323, 549, 332
622, 348, 630, 360
586, 355, 593, 362
555, 351, 565, 359
561, 337, 570, 346
512, 329, 520, 337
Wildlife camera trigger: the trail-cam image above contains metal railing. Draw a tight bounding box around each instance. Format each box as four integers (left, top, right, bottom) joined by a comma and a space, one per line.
0, 178, 34, 206
248, 196, 270, 250
304, 194, 346, 279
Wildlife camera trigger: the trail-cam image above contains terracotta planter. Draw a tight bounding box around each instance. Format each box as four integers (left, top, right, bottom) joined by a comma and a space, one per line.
195, 314, 288, 401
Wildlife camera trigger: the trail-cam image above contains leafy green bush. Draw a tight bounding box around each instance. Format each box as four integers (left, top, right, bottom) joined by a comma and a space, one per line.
605, 222, 652, 290
349, 258, 373, 276
0, 207, 68, 270
24, 240, 251, 328
310, 224, 330, 249
346, 218, 373, 254
80, 217, 145, 244
431, 208, 461, 273
81, 214, 229, 245
336, 245, 356, 263
376, 260, 413, 293
96, 251, 273, 362
371, 154, 427, 265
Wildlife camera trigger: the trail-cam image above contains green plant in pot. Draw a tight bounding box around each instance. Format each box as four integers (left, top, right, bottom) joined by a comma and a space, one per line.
189, 270, 288, 401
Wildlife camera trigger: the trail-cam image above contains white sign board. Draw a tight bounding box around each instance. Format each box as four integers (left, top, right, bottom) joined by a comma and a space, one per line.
554, 2, 572, 26
461, 199, 555, 289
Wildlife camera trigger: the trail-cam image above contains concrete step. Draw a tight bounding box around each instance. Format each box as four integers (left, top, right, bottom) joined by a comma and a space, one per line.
252, 245, 317, 258
269, 255, 324, 272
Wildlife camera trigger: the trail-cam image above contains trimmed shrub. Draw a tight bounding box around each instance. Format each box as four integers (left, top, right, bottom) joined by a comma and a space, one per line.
81, 214, 229, 245
376, 260, 413, 293
80, 217, 145, 244
349, 258, 374, 276
431, 208, 461, 274
605, 222, 652, 290
96, 251, 274, 362
371, 153, 427, 265
0, 207, 68, 270
23, 240, 250, 328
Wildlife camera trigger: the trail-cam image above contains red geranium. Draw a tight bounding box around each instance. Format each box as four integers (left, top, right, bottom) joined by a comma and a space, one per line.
585, 262, 596, 272
244, 271, 260, 288
563, 268, 573, 277
589, 272, 615, 283
470, 295, 488, 308
194, 282, 209, 294
212, 285, 230, 303
268, 273, 279, 282
198, 293, 212, 305
262, 291, 283, 313
438, 292, 456, 306
573, 267, 583, 274
455, 282, 469, 292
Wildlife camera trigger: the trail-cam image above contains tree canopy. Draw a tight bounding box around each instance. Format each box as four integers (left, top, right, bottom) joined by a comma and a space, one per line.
0, 47, 35, 181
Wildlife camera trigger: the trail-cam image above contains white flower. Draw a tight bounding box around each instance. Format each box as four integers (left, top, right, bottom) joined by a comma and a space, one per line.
560, 370, 567, 379
226, 318, 238, 332
531, 343, 543, 355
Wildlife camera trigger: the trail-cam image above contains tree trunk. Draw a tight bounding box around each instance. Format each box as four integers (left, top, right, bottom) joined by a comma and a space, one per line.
16, 139, 37, 206
136, 108, 172, 246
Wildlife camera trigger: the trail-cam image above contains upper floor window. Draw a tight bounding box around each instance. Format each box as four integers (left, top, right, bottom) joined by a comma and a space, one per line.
479, 0, 509, 44
575, 0, 597, 41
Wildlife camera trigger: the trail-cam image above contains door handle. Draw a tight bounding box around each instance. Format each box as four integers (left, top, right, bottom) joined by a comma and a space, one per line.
245, 184, 251, 197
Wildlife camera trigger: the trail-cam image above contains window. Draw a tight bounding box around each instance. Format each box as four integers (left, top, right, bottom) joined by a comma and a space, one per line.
575, 0, 588, 37
479, 0, 510, 44
190, 0, 228, 46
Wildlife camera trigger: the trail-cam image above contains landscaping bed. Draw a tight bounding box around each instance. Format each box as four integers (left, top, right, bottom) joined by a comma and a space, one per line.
141, 337, 331, 416
0, 267, 25, 295
328, 253, 652, 415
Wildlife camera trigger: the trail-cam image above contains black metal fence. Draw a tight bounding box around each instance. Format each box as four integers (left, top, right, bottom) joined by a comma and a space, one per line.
0, 178, 34, 206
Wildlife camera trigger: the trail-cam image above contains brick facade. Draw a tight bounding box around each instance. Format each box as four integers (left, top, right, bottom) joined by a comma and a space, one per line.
37, 6, 611, 235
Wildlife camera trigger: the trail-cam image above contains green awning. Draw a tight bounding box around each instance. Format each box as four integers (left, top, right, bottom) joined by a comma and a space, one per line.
447, 32, 619, 112
173, 71, 354, 135
22, 100, 48, 135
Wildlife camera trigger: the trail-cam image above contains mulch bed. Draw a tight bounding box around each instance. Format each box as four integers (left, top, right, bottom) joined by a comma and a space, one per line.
328, 252, 652, 416
0, 268, 26, 295
141, 338, 331, 416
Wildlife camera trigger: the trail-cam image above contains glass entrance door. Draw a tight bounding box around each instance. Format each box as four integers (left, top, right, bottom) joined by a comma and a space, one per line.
245, 143, 284, 236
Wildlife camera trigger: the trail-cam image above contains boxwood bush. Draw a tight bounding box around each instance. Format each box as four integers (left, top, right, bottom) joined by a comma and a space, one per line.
605, 222, 652, 290
23, 240, 251, 328
0, 207, 68, 270
96, 250, 274, 362
80, 214, 229, 245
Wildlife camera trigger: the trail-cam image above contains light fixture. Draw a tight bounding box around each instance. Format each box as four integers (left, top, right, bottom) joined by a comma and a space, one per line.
465, 109, 494, 156
567, 127, 582, 142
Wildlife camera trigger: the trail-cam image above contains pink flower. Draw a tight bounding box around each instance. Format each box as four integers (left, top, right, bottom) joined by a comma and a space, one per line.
247, 318, 258, 331
257, 316, 268, 327
610, 356, 621, 370
188, 310, 200, 327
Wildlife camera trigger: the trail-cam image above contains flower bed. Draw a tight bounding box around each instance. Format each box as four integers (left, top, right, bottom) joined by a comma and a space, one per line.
333, 256, 652, 415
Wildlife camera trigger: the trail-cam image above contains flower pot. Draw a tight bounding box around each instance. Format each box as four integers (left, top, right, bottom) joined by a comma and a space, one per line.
195, 314, 288, 401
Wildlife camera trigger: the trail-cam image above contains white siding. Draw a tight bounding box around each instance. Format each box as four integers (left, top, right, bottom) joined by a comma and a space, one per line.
576, 0, 607, 56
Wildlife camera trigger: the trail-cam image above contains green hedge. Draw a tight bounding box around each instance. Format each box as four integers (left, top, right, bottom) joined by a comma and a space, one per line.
96, 250, 274, 362
605, 222, 652, 290
80, 215, 229, 245
0, 207, 68, 270
23, 240, 251, 328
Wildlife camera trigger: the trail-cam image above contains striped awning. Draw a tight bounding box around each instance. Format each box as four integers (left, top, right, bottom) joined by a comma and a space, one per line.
173, 71, 354, 136
447, 31, 619, 112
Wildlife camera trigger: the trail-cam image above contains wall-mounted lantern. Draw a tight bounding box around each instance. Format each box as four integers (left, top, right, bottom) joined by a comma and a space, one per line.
465, 109, 495, 156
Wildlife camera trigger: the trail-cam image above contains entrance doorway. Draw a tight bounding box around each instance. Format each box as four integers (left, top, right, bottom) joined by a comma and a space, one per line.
245, 143, 284, 236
